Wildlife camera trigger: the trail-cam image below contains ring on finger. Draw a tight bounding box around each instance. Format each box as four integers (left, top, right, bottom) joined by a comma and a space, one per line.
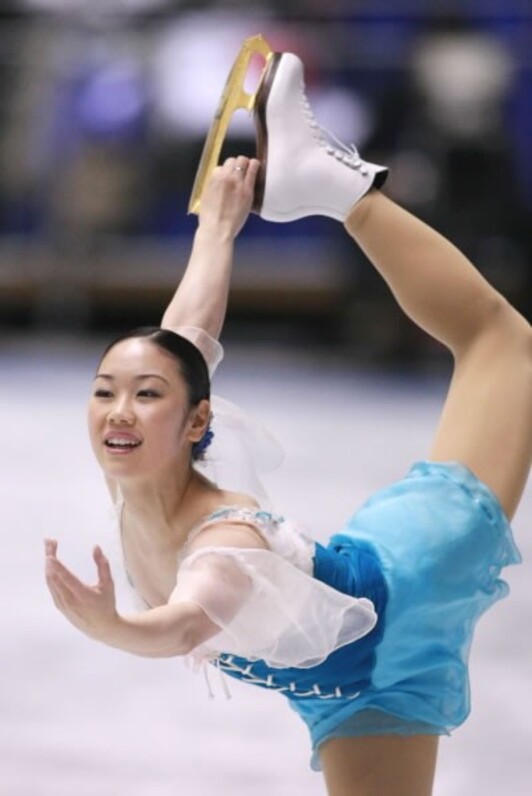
233, 165, 246, 173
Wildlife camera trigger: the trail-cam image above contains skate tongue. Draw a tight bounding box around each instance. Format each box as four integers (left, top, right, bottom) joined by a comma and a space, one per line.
319, 123, 363, 166
301, 93, 362, 165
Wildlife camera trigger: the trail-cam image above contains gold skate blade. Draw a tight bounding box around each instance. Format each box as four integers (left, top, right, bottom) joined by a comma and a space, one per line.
188, 34, 274, 215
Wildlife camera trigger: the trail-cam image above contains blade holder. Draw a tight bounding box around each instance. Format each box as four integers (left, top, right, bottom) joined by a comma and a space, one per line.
188, 34, 274, 215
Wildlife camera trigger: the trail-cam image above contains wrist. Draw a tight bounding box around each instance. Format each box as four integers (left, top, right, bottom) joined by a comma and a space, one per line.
195, 220, 237, 247
94, 611, 125, 645
95, 604, 200, 657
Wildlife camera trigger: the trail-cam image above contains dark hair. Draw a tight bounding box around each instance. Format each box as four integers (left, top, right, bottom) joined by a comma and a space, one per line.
99, 326, 212, 459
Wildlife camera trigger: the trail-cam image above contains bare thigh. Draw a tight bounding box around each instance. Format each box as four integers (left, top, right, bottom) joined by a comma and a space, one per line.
430, 309, 532, 520
320, 734, 439, 796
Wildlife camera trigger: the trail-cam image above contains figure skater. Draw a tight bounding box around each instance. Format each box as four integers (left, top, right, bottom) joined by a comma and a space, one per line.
44, 52, 531, 796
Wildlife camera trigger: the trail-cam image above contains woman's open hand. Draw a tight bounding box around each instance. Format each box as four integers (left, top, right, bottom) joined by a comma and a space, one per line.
44, 538, 119, 642
199, 156, 261, 240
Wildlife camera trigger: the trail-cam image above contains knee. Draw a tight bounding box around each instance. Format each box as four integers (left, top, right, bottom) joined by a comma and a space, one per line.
500, 302, 532, 358
474, 296, 531, 356
454, 296, 531, 366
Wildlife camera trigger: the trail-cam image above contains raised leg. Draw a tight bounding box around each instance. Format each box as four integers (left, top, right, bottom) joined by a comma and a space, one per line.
320, 734, 439, 796
345, 191, 532, 519
224, 45, 531, 518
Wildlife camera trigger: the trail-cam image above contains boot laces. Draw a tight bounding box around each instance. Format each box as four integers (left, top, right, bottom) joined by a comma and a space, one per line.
300, 91, 368, 174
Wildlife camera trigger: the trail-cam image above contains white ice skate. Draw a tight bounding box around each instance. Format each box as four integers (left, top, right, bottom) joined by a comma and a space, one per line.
189, 35, 387, 222
253, 52, 387, 222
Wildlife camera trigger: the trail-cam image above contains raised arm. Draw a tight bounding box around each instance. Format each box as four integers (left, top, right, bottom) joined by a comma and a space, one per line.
161, 156, 260, 340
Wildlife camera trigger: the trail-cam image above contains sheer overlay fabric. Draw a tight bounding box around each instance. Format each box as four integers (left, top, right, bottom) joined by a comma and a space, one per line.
169, 508, 377, 669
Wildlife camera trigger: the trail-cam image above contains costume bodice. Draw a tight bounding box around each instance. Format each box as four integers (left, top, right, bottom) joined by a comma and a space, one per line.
167, 506, 388, 706
180, 505, 315, 573
214, 537, 388, 701
112, 501, 381, 681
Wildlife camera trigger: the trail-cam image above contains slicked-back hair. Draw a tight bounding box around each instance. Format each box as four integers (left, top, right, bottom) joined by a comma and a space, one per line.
98, 326, 211, 407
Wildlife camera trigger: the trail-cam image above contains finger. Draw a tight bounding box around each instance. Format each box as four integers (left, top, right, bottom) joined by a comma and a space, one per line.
210, 164, 224, 181
244, 158, 261, 190
93, 546, 114, 588
46, 580, 64, 610
46, 565, 78, 603
45, 561, 78, 614
232, 156, 249, 178
222, 155, 249, 179
46, 557, 87, 597
46, 576, 70, 612
44, 538, 58, 557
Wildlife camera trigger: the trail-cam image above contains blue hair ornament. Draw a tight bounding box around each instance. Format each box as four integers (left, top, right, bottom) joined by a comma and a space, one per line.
192, 423, 214, 461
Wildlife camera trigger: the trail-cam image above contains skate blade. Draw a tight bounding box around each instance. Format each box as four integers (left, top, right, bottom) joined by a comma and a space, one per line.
188, 34, 274, 215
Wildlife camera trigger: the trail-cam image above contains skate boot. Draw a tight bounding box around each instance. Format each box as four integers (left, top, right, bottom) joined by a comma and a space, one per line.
188, 35, 387, 221
253, 52, 388, 222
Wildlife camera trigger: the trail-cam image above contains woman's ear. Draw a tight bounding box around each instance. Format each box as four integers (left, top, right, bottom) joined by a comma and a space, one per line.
187, 399, 211, 443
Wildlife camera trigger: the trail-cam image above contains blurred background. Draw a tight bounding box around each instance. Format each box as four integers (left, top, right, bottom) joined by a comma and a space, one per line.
0, 0, 530, 357
1, 2, 531, 795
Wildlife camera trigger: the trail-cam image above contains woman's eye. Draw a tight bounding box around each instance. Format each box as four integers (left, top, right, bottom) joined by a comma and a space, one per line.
94, 389, 113, 398
137, 389, 161, 398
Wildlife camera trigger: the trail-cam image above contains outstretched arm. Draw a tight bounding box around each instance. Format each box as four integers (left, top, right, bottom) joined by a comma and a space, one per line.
44, 524, 264, 658
161, 156, 260, 340
44, 539, 220, 657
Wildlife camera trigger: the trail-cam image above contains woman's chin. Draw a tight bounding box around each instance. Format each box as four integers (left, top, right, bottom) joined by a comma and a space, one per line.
98, 447, 145, 477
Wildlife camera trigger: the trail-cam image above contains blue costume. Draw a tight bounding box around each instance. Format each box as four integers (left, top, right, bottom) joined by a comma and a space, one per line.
186, 461, 520, 770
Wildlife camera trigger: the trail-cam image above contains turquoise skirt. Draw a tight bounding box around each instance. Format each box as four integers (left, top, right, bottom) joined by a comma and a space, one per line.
291, 461, 522, 769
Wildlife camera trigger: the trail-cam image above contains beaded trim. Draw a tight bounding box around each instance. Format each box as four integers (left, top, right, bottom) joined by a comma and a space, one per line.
217, 655, 361, 701
205, 507, 285, 532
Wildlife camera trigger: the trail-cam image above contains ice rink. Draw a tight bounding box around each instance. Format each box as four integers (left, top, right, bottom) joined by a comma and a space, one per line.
1, 337, 530, 796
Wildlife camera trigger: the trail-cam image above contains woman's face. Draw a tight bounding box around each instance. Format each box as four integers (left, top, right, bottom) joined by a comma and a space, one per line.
87, 338, 208, 480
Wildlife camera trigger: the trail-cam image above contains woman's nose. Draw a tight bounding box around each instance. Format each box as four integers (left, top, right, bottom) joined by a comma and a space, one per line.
108, 398, 134, 425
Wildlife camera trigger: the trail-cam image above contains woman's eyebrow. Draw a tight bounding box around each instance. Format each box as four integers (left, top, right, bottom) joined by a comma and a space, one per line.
95, 373, 170, 385
136, 374, 170, 385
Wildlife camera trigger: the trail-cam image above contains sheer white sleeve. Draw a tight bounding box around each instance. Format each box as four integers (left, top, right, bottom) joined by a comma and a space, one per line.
169, 546, 377, 669
172, 325, 223, 376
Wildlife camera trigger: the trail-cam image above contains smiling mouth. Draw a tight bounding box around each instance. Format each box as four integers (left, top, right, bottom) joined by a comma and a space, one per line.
104, 438, 142, 452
